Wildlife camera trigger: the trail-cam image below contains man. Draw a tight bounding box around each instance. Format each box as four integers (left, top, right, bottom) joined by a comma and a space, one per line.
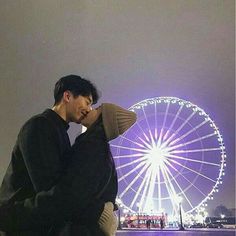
0, 103, 136, 236
0, 74, 100, 235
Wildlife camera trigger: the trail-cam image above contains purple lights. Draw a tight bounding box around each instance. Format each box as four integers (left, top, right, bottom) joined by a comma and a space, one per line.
111, 97, 226, 216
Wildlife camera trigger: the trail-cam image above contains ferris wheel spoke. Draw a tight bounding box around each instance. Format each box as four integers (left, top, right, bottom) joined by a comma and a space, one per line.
136, 121, 151, 142
119, 134, 150, 148
164, 159, 208, 199
130, 128, 153, 149
111, 144, 149, 153
113, 153, 144, 159
171, 147, 222, 154
157, 166, 162, 210
144, 167, 157, 211
163, 104, 184, 142
116, 156, 148, 169
118, 160, 147, 182
163, 111, 196, 147
163, 102, 170, 130
139, 169, 153, 212
142, 106, 156, 146
154, 101, 158, 140
168, 158, 216, 183
128, 126, 153, 149
161, 163, 178, 200
160, 163, 179, 214
130, 167, 152, 209
157, 102, 170, 146
119, 162, 150, 198
162, 161, 194, 209
167, 132, 217, 152
166, 153, 220, 166
169, 120, 208, 146
136, 136, 153, 149
157, 128, 164, 147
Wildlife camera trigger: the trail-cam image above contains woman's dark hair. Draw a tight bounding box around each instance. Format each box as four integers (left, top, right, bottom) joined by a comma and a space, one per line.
54, 74, 99, 105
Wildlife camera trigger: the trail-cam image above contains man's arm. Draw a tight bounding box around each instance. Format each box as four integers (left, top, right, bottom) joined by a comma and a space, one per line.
0, 139, 106, 231
18, 117, 65, 192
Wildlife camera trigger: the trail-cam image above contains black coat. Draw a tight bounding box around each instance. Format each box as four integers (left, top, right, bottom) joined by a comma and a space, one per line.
0, 116, 117, 236
0, 109, 71, 235
72, 116, 118, 206
60, 116, 118, 235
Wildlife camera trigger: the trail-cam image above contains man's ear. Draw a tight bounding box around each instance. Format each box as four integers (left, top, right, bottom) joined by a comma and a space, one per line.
63, 91, 71, 103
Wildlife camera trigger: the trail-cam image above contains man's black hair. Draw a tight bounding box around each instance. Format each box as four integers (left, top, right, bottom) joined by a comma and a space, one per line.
54, 74, 99, 105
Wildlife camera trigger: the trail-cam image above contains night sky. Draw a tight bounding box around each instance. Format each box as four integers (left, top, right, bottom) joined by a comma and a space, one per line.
0, 0, 235, 215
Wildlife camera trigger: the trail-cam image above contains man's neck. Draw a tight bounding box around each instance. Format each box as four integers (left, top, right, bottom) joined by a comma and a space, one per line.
52, 105, 68, 123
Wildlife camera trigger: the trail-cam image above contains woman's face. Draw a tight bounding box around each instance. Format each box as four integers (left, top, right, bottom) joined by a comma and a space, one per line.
80, 107, 101, 128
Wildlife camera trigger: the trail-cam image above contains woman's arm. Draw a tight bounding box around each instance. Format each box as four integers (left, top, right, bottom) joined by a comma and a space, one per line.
0, 139, 106, 232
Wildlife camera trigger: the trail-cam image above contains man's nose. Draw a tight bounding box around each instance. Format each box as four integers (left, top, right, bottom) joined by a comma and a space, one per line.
86, 105, 92, 112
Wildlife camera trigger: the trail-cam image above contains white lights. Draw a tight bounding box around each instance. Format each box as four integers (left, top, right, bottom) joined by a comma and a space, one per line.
123, 209, 129, 214
146, 145, 168, 168
220, 214, 225, 219
112, 97, 226, 215
174, 195, 183, 204
159, 208, 165, 213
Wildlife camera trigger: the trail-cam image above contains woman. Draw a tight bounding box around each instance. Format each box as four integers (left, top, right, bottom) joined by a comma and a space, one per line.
70, 103, 136, 235
0, 103, 136, 236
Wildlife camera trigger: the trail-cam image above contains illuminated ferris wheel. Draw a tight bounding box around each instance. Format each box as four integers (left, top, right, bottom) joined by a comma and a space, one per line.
111, 97, 226, 215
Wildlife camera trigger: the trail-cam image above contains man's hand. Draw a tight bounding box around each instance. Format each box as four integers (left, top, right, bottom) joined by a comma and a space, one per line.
0, 202, 16, 232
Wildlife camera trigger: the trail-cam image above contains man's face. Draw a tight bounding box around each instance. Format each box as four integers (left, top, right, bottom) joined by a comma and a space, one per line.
80, 107, 101, 127
66, 93, 93, 123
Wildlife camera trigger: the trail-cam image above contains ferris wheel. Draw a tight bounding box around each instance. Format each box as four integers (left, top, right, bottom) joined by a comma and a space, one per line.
110, 97, 226, 215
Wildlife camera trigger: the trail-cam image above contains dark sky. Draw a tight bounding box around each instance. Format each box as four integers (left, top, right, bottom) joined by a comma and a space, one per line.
0, 0, 235, 215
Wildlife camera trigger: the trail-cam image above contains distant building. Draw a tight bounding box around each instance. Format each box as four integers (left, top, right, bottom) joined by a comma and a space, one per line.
229, 208, 236, 217
205, 216, 236, 229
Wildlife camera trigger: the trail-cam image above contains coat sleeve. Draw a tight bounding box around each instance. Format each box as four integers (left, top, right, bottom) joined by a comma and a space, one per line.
0, 139, 106, 231
18, 117, 64, 192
